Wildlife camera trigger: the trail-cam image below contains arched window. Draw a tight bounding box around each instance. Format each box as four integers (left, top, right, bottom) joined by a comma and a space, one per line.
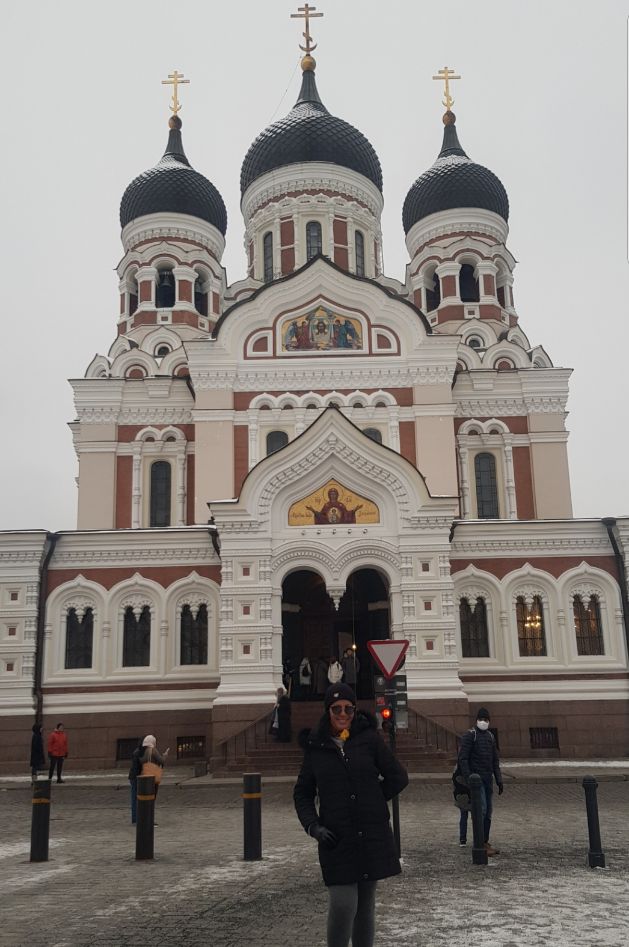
194, 275, 208, 316
425, 271, 441, 311
467, 336, 483, 350
474, 453, 499, 518
64, 607, 94, 669
573, 594, 604, 655
155, 345, 171, 358
181, 603, 209, 665
306, 221, 323, 260
355, 231, 365, 276
150, 461, 171, 528
516, 595, 547, 656
263, 232, 273, 283
266, 430, 289, 455
363, 428, 383, 444
156, 268, 175, 308
123, 605, 151, 666
129, 272, 139, 314
459, 598, 489, 657
459, 264, 479, 302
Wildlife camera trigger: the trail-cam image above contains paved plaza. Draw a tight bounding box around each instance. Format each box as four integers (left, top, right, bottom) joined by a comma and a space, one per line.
1, 772, 628, 947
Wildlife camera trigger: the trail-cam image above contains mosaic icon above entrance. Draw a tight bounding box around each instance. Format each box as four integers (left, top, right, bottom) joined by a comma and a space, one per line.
281, 306, 364, 352
288, 479, 380, 526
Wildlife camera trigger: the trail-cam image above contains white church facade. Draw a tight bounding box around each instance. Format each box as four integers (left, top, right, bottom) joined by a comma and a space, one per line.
1, 32, 628, 771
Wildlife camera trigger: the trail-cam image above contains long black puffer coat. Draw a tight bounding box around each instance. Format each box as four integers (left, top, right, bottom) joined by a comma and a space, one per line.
293, 710, 408, 886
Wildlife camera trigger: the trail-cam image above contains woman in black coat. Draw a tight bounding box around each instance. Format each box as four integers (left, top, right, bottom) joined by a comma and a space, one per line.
30, 723, 45, 779
294, 683, 408, 947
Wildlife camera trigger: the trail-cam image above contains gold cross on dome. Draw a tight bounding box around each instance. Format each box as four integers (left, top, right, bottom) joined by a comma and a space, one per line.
161, 70, 190, 115
291, 4, 324, 55
432, 66, 461, 111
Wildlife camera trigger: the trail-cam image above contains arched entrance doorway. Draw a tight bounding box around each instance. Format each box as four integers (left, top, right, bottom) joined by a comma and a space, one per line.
281, 568, 390, 699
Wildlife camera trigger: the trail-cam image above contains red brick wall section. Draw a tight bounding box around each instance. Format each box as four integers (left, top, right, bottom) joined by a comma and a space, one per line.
234, 425, 249, 495
212, 292, 220, 315
334, 247, 349, 270
399, 421, 417, 464
333, 218, 348, 244
47, 565, 222, 593
115, 456, 132, 528
186, 454, 195, 524
178, 280, 192, 303
450, 555, 619, 580
512, 445, 536, 519
482, 274, 495, 296
252, 336, 269, 353
442, 275, 457, 297
139, 280, 152, 303
281, 247, 295, 275
280, 219, 294, 245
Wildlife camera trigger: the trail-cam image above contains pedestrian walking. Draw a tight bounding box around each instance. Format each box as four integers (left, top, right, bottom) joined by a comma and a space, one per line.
457, 706, 504, 854
139, 735, 168, 804
269, 687, 292, 742
128, 739, 143, 824
30, 723, 45, 780
47, 722, 68, 783
327, 655, 343, 685
294, 683, 408, 947
341, 648, 360, 688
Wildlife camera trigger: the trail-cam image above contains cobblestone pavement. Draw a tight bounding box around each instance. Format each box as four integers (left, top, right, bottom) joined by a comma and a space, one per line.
1, 781, 628, 947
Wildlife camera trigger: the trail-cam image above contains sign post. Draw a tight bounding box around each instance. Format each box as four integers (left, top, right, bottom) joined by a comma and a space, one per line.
367, 639, 409, 856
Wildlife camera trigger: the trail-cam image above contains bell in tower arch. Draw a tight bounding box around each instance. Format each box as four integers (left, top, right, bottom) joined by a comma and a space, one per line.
156, 268, 175, 309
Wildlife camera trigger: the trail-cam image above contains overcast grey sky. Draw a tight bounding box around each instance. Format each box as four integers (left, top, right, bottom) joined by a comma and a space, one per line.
2, 0, 627, 530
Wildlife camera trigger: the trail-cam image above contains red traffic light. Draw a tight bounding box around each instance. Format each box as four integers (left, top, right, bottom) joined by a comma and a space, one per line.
380, 706, 393, 721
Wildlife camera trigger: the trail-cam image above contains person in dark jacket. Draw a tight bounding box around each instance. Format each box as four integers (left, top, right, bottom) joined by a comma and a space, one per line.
30, 723, 45, 780
294, 683, 408, 947
128, 739, 144, 824
457, 706, 503, 855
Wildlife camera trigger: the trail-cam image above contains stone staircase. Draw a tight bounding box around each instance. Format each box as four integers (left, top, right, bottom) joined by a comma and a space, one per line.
209, 701, 457, 777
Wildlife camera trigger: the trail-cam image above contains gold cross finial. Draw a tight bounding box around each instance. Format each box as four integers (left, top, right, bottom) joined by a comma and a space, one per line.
291, 4, 324, 55
161, 70, 190, 115
432, 66, 461, 111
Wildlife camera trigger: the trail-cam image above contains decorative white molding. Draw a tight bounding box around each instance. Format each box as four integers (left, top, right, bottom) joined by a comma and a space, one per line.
121, 213, 225, 263
192, 365, 453, 391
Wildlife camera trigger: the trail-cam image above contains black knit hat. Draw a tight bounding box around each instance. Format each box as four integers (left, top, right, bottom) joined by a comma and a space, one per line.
324, 683, 357, 710
477, 707, 491, 720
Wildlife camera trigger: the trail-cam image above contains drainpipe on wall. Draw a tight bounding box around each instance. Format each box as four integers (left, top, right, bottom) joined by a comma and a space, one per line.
601, 518, 629, 659
33, 532, 59, 724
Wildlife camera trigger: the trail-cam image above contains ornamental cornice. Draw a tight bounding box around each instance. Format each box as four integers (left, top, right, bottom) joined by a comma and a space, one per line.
452, 537, 611, 555
121, 215, 225, 262
0, 550, 47, 564
248, 192, 378, 229
191, 365, 452, 391
272, 546, 338, 577
455, 396, 568, 417
52, 546, 217, 567
242, 166, 383, 221
336, 545, 401, 573
76, 407, 193, 425
406, 208, 508, 260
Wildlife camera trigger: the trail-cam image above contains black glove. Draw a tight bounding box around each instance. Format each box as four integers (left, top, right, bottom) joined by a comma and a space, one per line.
497, 782, 504, 795
309, 823, 338, 849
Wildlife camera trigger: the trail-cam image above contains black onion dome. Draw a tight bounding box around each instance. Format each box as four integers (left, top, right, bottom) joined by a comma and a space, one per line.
120, 116, 227, 235
240, 65, 382, 195
402, 112, 509, 234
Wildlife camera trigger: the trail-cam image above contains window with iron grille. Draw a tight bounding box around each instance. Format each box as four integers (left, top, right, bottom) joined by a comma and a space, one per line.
530, 727, 559, 750
573, 594, 604, 656
177, 735, 206, 760
116, 737, 141, 761
459, 597, 490, 657
65, 607, 94, 669
306, 221, 323, 260
266, 430, 289, 456
363, 428, 382, 444
150, 460, 171, 528
474, 452, 499, 518
180, 604, 208, 665
263, 232, 274, 282
516, 595, 547, 656
355, 231, 365, 276
123, 605, 151, 666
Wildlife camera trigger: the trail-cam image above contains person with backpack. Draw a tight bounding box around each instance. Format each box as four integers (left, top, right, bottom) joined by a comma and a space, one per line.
456, 706, 504, 855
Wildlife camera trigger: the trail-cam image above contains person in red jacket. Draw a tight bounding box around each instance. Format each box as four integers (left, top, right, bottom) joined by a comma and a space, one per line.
47, 722, 68, 783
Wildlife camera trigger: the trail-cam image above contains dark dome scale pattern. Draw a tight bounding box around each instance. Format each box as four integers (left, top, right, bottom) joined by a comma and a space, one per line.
240, 68, 382, 195
402, 114, 509, 234
120, 118, 227, 235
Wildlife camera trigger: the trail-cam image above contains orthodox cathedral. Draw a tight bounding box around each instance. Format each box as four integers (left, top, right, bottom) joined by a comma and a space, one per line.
1, 10, 628, 772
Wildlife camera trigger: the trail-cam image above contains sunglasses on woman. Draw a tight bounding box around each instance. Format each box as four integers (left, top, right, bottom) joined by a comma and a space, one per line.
330, 704, 355, 716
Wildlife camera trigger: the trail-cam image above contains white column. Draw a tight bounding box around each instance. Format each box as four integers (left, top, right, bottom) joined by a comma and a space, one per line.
176, 449, 186, 526
503, 437, 517, 519
131, 445, 142, 529
248, 412, 259, 469
476, 261, 498, 303
458, 445, 470, 518
292, 213, 302, 269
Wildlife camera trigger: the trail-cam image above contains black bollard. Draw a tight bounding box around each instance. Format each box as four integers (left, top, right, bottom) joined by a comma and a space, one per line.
243, 772, 262, 861
135, 775, 155, 860
30, 779, 51, 862
469, 774, 488, 866
582, 776, 606, 869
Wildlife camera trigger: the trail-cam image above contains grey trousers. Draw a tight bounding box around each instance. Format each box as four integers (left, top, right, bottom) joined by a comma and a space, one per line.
327, 880, 377, 947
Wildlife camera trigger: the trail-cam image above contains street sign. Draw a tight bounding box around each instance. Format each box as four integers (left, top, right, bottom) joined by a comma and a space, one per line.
367, 639, 409, 679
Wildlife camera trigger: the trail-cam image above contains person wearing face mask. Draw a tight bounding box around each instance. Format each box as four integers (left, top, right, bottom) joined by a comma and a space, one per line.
457, 706, 504, 855
294, 683, 408, 947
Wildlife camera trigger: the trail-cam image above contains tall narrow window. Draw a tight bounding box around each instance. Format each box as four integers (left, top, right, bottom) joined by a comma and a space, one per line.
194, 275, 208, 316
355, 231, 365, 276
181, 604, 209, 665
306, 221, 322, 260
156, 268, 175, 308
263, 232, 273, 282
573, 594, 604, 655
425, 272, 441, 311
474, 453, 499, 518
266, 430, 289, 455
123, 605, 151, 667
363, 428, 382, 444
516, 595, 547, 657
150, 461, 171, 528
459, 597, 489, 657
65, 607, 94, 669
459, 264, 479, 302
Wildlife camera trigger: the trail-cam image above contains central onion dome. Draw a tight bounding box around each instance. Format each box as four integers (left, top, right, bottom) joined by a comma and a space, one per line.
402, 111, 508, 234
240, 57, 382, 195
120, 115, 227, 235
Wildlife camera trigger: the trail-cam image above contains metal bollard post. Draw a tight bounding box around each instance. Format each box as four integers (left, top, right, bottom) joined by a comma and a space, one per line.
30, 779, 51, 862
582, 776, 606, 869
135, 775, 155, 860
243, 772, 262, 861
469, 774, 488, 866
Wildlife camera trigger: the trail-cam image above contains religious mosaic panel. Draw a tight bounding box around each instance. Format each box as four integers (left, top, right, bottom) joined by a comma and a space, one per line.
288, 480, 380, 526
280, 306, 364, 353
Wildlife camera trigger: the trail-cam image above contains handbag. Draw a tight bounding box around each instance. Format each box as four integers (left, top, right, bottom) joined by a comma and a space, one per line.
141, 748, 163, 785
